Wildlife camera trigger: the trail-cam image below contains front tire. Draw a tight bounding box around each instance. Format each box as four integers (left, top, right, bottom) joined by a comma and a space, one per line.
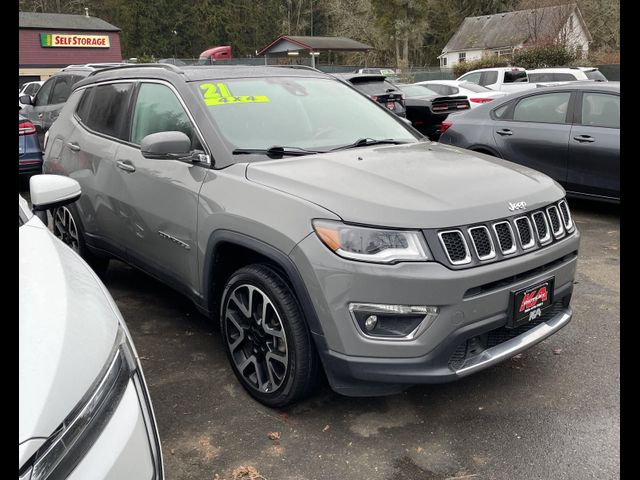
52, 203, 110, 276
220, 264, 319, 407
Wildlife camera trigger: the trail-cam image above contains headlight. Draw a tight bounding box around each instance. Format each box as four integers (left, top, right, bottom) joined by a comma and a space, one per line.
19, 326, 163, 480
313, 219, 431, 263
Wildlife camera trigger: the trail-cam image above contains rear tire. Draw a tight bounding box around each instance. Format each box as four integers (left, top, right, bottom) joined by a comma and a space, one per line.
51, 203, 110, 277
220, 264, 319, 407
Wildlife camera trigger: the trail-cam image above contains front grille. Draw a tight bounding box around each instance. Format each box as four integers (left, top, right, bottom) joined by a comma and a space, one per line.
493, 222, 516, 254
514, 217, 535, 249
438, 230, 470, 264
532, 211, 551, 244
468, 226, 495, 260
448, 301, 566, 370
546, 206, 565, 238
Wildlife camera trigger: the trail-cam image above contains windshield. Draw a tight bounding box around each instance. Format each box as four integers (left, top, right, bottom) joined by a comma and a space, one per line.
585, 70, 607, 81
458, 82, 491, 93
399, 84, 441, 97
193, 77, 417, 151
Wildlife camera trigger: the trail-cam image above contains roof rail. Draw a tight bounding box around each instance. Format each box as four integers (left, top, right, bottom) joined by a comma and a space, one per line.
63, 63, 128, 70
87, 63, 184, 77
268, 64, 324, 73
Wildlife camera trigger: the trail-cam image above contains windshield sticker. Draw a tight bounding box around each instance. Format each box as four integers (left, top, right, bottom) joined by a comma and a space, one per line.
199, 83, 270, 106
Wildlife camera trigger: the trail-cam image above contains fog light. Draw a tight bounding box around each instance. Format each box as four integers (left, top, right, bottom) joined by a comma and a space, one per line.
364, 315, 378, 331
349, 303, 439, 340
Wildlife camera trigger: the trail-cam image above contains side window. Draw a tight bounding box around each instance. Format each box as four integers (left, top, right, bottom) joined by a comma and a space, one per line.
581, 93, 619, 129
493, 102, 512, 119
481, 71, 498, 86
49, 75, 76, 105
25, 83, 40, 96
513, 92, 572, 124
131, 83, 201, 149
459, 72, 481, 85
34, 78, 55, 107
84, 83, 133, 140
75, 87, 95, 123
504, 70, 527, 83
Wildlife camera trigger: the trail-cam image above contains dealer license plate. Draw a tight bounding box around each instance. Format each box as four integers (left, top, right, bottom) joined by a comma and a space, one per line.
510, 278, 554, 327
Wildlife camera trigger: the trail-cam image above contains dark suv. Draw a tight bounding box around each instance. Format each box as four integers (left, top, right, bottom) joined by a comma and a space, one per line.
44, 64, 579, 407
19, 63, 125, 148
336, 73, 407, 117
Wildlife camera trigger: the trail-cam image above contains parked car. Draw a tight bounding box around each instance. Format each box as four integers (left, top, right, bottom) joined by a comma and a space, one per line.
335, 73, 406, 117
395, 83, 470, 139
414, 80, 507, 108
44, 64, 580, 407
527, 67, 607, 83
440, 82, 619, 202
19, 175, 164, 479
19, 114, 42, 176
19, 80, 43, 109
19, 63, 126, 149
457, 67, 536, 92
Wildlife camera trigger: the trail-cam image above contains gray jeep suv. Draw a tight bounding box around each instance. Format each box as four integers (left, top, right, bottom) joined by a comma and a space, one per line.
43, 64, 580, 407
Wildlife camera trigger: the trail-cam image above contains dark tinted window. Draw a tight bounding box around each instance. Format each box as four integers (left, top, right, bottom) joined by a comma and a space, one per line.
504, 70, 528, 83
528, 72, 577, 82
84, 83, 133, 139
426, 84, 458, 95
75, 87, 95, 123
481, 71, 498, 86
131, 83, 201, 148
585, 70, 607, 81
513, 92, 571, 123
49, 75, 78, 105
24, 83, 41, 96
34, 78, 55, 107
581, 93, 619, 128
352, 80, 399, 95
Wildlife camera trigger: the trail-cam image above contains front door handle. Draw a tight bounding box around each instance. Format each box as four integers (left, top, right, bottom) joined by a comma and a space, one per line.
573, 135, 595, 143
496, 129, 513, 136
116, 160, 136, 173
66, 142, 80, 152
37, 113, 44, 118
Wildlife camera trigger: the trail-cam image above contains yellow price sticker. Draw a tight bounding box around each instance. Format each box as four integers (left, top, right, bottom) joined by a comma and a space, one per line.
200, 83, 270, 106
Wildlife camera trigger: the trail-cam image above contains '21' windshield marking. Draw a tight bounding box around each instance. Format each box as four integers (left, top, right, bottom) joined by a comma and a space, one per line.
199, 83, 270, 106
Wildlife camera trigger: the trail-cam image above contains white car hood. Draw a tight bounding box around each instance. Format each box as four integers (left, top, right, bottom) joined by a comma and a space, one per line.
19, 217, 120, 452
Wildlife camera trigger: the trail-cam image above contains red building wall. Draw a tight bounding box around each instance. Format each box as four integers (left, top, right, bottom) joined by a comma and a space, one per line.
19, 29, 122, 66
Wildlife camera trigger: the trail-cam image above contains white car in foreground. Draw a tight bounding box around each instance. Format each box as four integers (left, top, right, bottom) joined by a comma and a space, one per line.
19, 175, 163, 479
414, 80, 508, 108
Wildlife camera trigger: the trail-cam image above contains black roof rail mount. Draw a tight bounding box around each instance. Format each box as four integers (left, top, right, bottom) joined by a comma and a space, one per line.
87, 63, 184, 77
268, 64, 324, 73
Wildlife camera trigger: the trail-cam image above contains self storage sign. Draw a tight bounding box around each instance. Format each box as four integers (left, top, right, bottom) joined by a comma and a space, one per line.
40, 33, 110, 48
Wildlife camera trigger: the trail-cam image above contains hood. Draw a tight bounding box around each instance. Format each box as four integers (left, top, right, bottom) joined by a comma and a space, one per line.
19, 217, 119, 450
246, 142, 564, 228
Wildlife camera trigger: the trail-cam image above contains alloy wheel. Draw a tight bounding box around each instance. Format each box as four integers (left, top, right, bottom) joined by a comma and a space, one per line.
224, 284, 289, 394
53, 207, 79, 252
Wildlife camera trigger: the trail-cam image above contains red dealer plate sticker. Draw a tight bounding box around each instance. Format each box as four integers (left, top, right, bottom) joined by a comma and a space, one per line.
509, 278, 554, 327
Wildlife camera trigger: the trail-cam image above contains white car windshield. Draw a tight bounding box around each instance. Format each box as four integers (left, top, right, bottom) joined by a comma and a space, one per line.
193, 77, 418, 151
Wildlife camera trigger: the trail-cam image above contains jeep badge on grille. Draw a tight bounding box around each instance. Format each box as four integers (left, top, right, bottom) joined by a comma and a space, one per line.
508, 201, 527, 212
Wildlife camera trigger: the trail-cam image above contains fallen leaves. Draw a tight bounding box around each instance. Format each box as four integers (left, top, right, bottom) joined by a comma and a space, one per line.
322, 424, 330, 432
231, 466, 267, 480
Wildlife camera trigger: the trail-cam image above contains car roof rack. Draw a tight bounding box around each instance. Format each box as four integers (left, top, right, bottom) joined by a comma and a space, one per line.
63, 63, 129, 70
87, 63, 184, 77
268, 64, 324, 73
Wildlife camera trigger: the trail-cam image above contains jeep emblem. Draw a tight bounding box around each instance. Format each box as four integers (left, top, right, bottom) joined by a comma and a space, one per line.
508, 201, 527, 211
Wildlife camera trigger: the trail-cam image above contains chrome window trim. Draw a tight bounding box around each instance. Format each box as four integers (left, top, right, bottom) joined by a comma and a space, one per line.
558, 199, 574, 231
467, 225, 496, 260
514, 216, 535, 249
492, 221, 517, 255
438, 229, 472, 265
546, 205, 566, 239
531, 211, 552, 245
72, 78, 211, 166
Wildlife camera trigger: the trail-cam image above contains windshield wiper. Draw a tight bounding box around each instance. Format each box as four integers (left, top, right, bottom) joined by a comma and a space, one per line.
232, 146, 321, 158
328, 138, 410, 152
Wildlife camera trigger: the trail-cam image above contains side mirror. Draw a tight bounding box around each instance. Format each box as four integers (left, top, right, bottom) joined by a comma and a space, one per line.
141, 131, 191, 159
29, 174, 81, 212
19, 94, 33, 106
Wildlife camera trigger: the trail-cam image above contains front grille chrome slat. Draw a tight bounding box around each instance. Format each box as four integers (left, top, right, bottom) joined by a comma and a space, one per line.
514, 216, 535, 249
492, 221, 517, 255
468, 226, 496, 260
558, 200, 574, 232
531, 211, 552, 245
438, 230, 472, 265
546, 205, 566, 239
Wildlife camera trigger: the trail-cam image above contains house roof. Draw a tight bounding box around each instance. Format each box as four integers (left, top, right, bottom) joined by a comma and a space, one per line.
19, 11, 120, 32
257, 35, 372, 56
441, 4, 591, 54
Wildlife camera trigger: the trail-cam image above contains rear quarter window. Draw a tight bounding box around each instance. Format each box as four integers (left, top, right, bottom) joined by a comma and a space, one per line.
82, 83, 134, 140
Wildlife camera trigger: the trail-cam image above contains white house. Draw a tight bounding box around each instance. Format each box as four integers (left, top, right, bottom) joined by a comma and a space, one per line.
438, 4, 592, 68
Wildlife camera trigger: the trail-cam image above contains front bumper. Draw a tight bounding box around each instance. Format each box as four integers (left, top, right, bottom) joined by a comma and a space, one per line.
290, 228, 579, 396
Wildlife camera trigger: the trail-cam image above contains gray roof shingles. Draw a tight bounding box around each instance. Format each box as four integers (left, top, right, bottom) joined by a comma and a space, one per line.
19, 11, 120, 31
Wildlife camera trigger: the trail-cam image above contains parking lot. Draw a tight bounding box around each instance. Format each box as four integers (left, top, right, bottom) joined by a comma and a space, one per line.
72, 197, 617, 480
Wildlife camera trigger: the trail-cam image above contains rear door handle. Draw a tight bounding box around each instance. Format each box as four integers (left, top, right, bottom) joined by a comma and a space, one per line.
496, 129, 513, 136
66, 142, 80, 152
573, 135, 595, 143
116, 160, 136, 173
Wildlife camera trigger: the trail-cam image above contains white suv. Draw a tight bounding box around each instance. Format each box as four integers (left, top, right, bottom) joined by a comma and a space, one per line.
527, 67, 607, 83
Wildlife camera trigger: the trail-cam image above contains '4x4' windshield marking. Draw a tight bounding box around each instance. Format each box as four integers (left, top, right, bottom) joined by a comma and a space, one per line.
199, 83, 270, 106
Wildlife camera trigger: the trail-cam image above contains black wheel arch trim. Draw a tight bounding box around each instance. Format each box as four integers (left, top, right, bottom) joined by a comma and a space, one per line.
202, 230, 327, 339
